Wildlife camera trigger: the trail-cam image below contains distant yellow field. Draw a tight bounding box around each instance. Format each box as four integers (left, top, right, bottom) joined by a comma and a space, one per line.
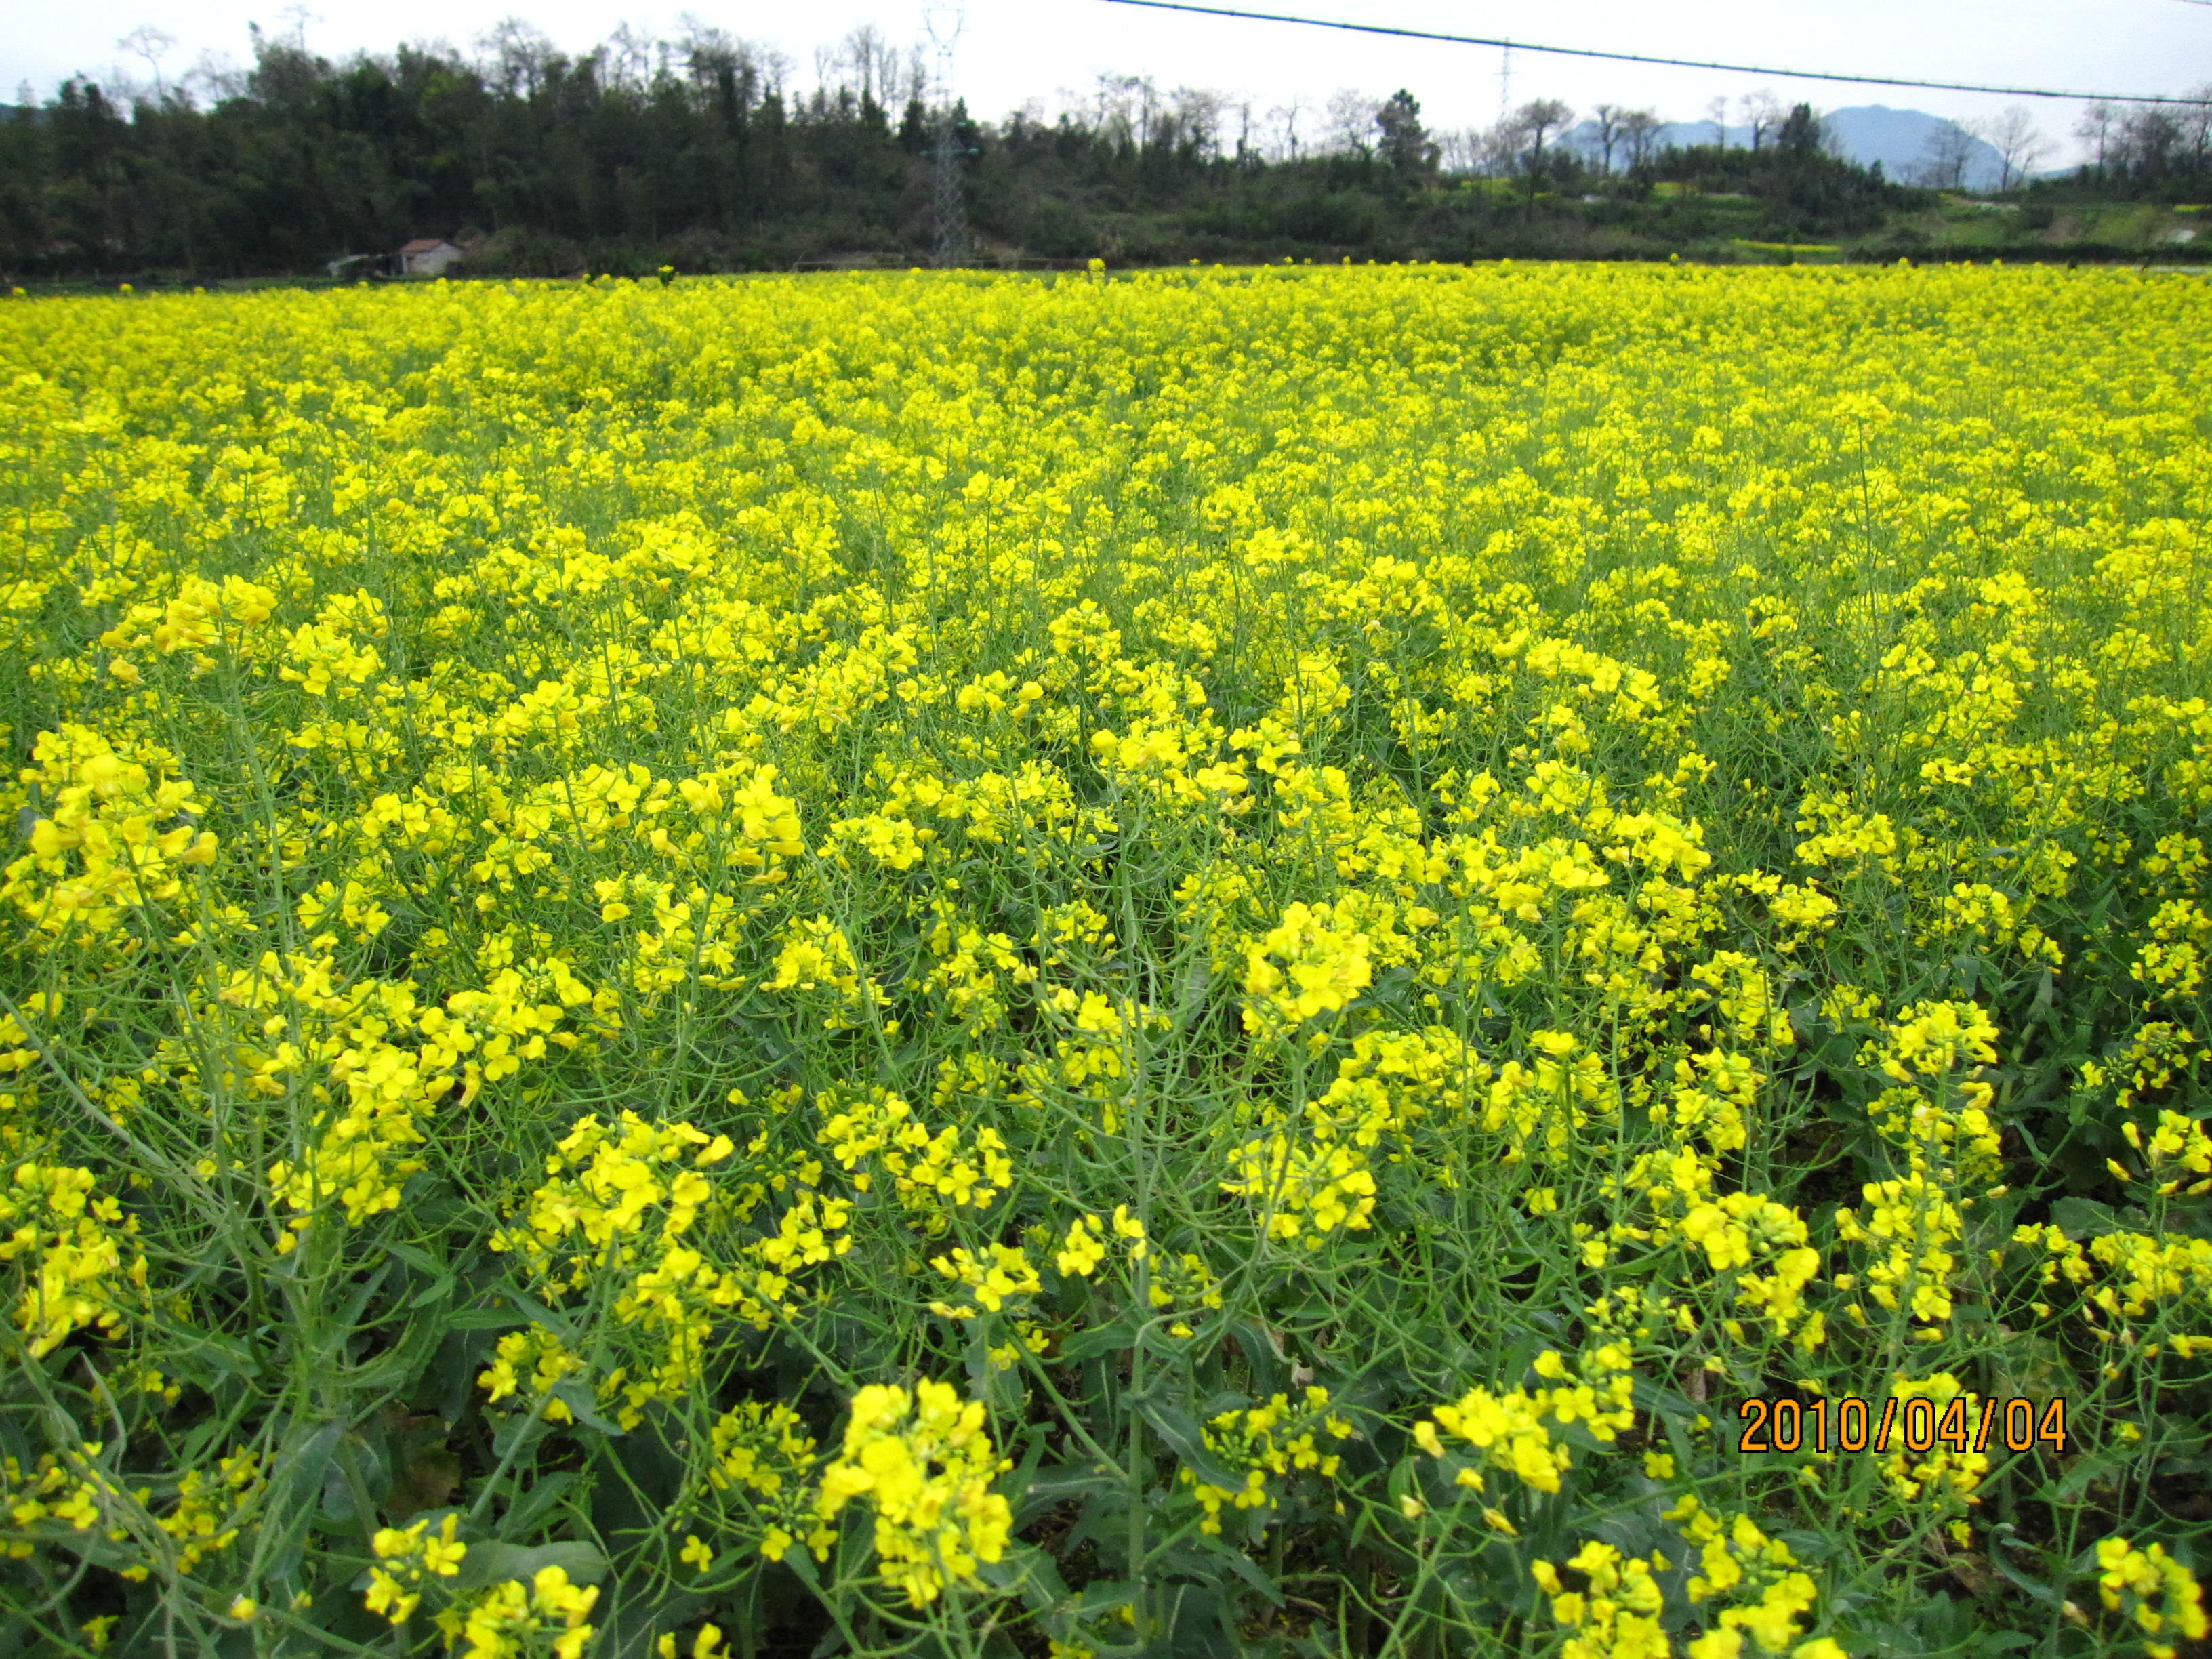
0, 265, 2206, 1656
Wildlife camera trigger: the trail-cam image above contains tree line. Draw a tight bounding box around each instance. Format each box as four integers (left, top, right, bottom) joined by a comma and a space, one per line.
2072, 96, 2212, 190
1, 22, 2198, 281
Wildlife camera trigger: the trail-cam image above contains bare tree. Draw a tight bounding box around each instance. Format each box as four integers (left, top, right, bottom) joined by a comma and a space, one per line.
2180, 86, 2212, 173
1476, 115, 1525, 178
1090, 73, 1160, 148
478, 20, 560, 98
277, 5, 320, 52
1589, 102, 1623, 176
182, 49, 249, 104
1513, 97, 1572, 186
1707, 96, 1730, 148
1738, 89, 1782, 152
1435, 127, 1483, 173
1974, 105, 2049, 191
2075, 101, 2116, 178
2116, 104, 2184, 178
1914, 121, 1978, 190
1620, 108, 1663, 169
1164, 86, 1227, 158
605, 24, 655, 92
117, 26, 180, 101
1265, 96, 1311, 161
1326, 87, 1376, 157
815, 25, 907, 109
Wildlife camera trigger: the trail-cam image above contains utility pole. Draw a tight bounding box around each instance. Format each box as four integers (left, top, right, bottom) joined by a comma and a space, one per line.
925, 5, 968, 268
1498, 41, 1513, 121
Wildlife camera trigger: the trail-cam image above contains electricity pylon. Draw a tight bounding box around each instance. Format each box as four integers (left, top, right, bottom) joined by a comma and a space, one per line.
924, 6, 968, 268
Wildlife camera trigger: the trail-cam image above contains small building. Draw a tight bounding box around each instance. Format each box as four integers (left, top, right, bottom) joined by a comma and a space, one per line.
398, 238, 465, 277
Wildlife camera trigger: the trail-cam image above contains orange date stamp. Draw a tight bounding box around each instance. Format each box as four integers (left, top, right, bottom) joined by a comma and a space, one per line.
1736, 1395, 2069, 1456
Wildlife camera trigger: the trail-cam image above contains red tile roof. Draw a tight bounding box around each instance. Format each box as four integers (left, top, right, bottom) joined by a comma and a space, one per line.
399, 239, 451, 253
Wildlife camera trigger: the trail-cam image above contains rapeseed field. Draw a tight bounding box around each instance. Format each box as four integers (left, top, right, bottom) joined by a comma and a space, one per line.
0, 262, 2206, 1659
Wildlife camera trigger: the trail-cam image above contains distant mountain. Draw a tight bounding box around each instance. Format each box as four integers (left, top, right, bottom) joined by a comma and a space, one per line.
1565, 104, 2007, 190
1818, 106, 2005, 190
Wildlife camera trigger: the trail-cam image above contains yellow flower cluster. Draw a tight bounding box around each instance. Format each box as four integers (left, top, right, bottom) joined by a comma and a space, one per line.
1, 726, 216, 941
1219, 1128, 1378, 1245
1240, 901, 1373, 1031
1481, 1031, 1616, 1167
1679, 1191, 1826, 1349
484, 1113, 844, 1427
1861, 1001, 2005, 1189
1835, 1176, 1963, 1328
763, 916, 882, 1026
435, 1565, 598, 1659
1531, 1508, 1849, 1659
2015, 1219, 2212, 1357
1873, 1373, 1990, 1519
816, 1087, 1012, 1219
1218, 1027, 1480, 1245
2094, 1535, 2209, 1659
1661, 1496, 1841, 1659
365, 1513, 467, 1624
1, 1444, 123, 1558
815, 1380, 1013, 1607
2091, 1023, 2211, 1112
1413, 1345, 1636, 1496
1530, 1542, 1669, 1659
2116, 1109, 2212, 1197
708, 1401, 837, 1564
151, 1448, 266, 1578
0, 1160, 144, 1357
1180, 1386, 1353, 1536
928, 1242, 1042, 1318
1049, 1202, 1181, 1340
1142, 1246, 1225, 1340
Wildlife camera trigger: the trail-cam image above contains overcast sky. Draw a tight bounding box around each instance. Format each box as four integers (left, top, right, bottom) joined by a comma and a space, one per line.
7, 0, 2206, 163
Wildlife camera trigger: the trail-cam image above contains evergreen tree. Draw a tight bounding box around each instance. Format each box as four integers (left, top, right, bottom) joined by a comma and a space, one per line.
1374, 89, 1436, 182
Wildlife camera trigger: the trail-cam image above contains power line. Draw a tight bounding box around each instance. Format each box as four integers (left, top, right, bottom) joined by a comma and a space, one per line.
1097, 0, 2212, 106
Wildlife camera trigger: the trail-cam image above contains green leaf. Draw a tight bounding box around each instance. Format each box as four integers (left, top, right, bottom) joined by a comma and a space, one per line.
503, 1471, 582, 1537
1988, 1547, 2061, 1607
2050, 1196, 2120, 1240
978, 1540, 1071, 1615
1211, 1543, 1284, 1608
1015, 1465, 1122, 1526
780, 1538, 823, 1593
548, 1381, 626, 1436
1061, 1317, 1140, 1363
453, 1540, 610, 1590
501, 1288, 581, 1343
386, 1239, 445, 1276
1629, 1375, 1700, 1422
1133, 1394, 1246, 1492
1072, 1580, 1140, 1618
448, 1307, 526, 1331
